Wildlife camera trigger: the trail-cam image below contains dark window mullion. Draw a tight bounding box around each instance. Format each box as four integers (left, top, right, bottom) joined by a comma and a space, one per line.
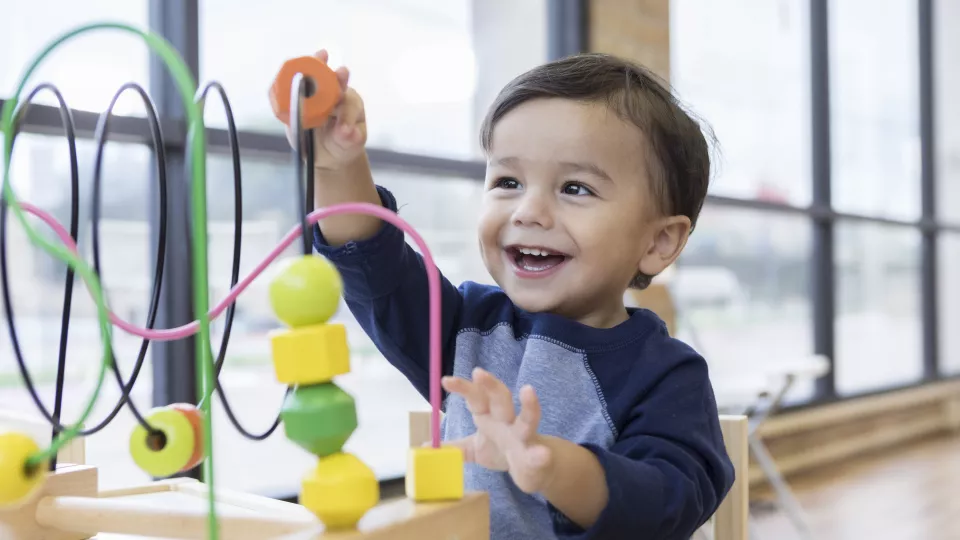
919, 0, 938, 381
810, 0, 835, 399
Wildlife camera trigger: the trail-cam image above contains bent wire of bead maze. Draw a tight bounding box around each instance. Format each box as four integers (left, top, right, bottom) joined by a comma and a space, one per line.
0, 22, 486, 540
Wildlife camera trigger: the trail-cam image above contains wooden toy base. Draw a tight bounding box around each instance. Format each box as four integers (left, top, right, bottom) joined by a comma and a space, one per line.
0, 463, 488, 540
276, 492, 489, 540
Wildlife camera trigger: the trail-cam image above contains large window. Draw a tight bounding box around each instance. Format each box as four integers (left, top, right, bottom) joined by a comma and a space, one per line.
935, 0, 960, 375
669, 0, 815, 403
671, 0, 954, 405
672, 206, 815, 402
834, 223, 923, 394
829, 0, 920, 220
670, 0, 811, 206
198, 0, 547, 160
0, 1, 149, 115
938, 234, 960, 375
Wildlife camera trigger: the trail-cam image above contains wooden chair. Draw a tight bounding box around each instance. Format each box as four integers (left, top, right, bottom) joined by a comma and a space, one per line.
409, 411, 748, 540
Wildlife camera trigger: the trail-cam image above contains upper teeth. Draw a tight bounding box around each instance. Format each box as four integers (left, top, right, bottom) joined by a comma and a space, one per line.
519, 247, 548, 256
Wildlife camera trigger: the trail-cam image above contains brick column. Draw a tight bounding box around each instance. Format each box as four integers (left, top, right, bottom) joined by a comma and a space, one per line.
588, 0, 671, 82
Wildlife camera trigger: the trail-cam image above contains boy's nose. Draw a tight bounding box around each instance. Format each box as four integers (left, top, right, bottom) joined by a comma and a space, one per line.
511, 194, 554, 229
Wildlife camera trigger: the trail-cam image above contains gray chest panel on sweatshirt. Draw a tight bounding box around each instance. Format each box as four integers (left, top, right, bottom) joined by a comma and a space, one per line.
441, 324, 617, 539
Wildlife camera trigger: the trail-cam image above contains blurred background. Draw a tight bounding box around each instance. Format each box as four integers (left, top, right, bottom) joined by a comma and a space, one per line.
1, 1, 958, 538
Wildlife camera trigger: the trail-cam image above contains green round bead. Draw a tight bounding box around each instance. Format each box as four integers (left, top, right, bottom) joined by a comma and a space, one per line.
280, 382, 357, 457
269, 255, 343, 328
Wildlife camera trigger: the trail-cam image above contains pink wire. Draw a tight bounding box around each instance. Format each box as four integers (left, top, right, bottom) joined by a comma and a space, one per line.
20, 201, 444, 448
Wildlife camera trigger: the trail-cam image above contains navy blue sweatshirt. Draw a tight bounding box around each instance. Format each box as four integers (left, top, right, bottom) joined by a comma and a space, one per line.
313, 185, 735, 539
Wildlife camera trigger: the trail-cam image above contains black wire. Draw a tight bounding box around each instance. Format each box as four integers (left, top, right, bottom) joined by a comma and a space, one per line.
1, 84, 80, 471
90, 82, 169, 434
292, 73, 311, 255
196, 82, 241, 378
0, 82, 166, 444
0, 76, 313, 450
194, 81, 281, 441
305, 130, 315, 253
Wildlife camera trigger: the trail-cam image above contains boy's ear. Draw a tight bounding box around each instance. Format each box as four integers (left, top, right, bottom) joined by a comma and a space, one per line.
638, 215, 691, 278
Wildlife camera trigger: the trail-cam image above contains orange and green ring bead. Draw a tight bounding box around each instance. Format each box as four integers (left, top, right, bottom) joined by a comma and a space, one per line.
129, 404, 204, 478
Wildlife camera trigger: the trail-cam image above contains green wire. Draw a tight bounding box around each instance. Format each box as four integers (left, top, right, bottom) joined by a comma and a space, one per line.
0, 23, 218, 539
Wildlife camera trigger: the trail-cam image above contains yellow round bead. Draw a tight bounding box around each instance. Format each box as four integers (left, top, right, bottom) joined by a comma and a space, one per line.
0, 432, 47, 507
269, 255, 343, 327
129, 407, 196, 478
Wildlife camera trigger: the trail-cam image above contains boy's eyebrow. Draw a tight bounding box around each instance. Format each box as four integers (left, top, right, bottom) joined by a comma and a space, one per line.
492, 156, 613, 181
558, 160, 612, 182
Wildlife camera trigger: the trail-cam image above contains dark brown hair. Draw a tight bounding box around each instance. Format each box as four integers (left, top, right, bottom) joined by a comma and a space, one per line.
478, 53, 714, 289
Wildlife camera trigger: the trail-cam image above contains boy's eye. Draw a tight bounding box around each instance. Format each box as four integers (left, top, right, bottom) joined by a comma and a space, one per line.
494, 177, 521, 189
561, 182, 594, 196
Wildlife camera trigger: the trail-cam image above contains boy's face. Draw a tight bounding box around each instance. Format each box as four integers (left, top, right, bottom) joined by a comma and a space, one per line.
478, 98, 688, 327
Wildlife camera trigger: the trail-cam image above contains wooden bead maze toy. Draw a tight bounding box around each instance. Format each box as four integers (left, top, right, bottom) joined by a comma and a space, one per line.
0, 22, 486, 540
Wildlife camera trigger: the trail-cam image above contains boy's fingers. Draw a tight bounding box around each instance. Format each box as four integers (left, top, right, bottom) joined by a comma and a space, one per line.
313, 49, 329, 63
442, 376, 489, 415
474, 369, 515, 423
335, 66, 350, 91
336, 92, 364, 132
517, 385, 542, 438
442, 435, 476, 463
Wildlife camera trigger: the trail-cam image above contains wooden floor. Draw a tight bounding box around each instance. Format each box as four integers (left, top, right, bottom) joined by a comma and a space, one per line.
750, 432, 960, 539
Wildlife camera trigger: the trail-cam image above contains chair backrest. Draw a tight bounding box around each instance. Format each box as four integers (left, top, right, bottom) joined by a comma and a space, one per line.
409, 411, 748, 540
629, 282, 748, 539
629, 283, 677, 336
713, 414, 748, 540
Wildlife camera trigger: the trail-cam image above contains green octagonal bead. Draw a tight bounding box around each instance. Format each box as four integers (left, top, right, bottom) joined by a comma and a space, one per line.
280, 383, 357, 457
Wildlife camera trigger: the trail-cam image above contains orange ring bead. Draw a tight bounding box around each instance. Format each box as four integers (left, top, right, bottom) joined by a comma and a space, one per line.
169, 403, 205, 471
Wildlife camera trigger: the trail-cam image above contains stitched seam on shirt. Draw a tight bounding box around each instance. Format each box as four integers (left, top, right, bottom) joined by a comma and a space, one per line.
530, 335, 619, 439
456, 322, 527, 340
580, 351, 619, 438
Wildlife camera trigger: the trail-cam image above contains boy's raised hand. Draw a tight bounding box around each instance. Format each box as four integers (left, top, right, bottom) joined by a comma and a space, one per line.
441, 368, 554, 494
286, 49, 367, 170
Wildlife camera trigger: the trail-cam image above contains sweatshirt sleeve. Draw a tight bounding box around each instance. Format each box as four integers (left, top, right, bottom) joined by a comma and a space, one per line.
312, 185, 464, 400
550, 354, 735, 540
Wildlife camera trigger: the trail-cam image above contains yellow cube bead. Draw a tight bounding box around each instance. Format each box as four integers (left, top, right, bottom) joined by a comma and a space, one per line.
270, 323, 349, 385
301, 452, 379, 529
405, 446, 464, 502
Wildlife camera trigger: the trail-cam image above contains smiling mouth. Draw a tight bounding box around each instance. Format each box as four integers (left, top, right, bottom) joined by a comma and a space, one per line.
504, 245, 570, 275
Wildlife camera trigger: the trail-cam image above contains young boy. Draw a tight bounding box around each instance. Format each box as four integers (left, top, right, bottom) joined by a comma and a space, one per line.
298, 50, 734, 539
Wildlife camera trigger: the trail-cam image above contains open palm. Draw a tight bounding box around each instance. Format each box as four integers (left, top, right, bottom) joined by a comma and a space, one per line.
441, 368, 553, 494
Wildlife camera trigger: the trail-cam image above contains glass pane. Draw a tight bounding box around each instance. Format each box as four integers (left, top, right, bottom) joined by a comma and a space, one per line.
938, 233, 960, 375
204, 153, 486, 494
829, 0, 920, 220
935, 0, 960, 224
198, 0, 548, 160
670, 206, 815, 404
669, 0, 812, 206
1, 1, 150, 115
0, 133, 154, 490
835, 222, 922, 394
